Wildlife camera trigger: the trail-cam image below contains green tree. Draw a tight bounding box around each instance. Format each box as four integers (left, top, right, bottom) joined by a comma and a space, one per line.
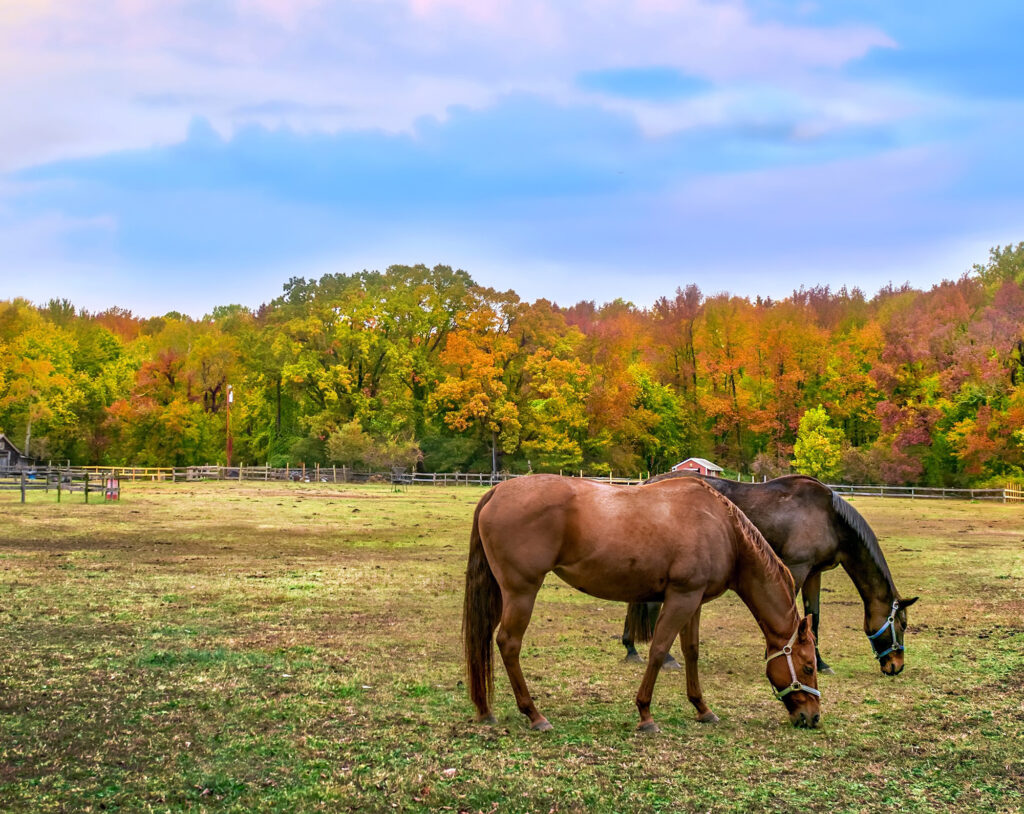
792, 405, 843, 481
972, 242, 1024, 289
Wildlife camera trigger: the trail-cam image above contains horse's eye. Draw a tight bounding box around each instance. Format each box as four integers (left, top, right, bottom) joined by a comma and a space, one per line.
803, 665, 814, 676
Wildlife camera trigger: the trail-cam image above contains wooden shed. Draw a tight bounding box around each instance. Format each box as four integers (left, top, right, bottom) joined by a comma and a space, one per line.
0, 433, 34, 471
670, 457, 724, 476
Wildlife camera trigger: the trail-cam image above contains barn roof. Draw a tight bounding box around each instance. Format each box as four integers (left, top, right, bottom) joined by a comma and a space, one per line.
0, 433, 27, 457
675, 457, 723, 472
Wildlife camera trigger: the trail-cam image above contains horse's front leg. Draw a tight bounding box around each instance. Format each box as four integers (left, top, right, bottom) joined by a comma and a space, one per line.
495, 591, 551, 731
801, 571, 833, 674
681, 607, 719, 723
635, 589, 702, 733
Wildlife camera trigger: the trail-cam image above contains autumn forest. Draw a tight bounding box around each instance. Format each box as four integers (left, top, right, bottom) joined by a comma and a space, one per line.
2, 244, 1023, 486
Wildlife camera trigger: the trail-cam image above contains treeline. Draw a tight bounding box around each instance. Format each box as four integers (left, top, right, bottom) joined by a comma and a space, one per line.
2, 245, 1023, 486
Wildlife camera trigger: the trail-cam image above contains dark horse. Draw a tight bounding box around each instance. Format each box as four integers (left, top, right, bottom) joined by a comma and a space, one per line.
463, 474, 821, 732
623, 474, 917, 707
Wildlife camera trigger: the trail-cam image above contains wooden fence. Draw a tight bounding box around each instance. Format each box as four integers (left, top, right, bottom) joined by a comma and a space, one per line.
3, 464, 1022, 502
828, 483, 1024, 503
0, 470, 120, 503
42, 465, 644, 486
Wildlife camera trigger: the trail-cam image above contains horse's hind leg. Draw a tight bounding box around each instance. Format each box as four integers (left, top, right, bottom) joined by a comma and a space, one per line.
495, 591, 551, 731
621, 614, 643, 663
622, 603, 680, 668
635, 589, 702, 733
681, 607, 719, 723
802, 571, 833, 674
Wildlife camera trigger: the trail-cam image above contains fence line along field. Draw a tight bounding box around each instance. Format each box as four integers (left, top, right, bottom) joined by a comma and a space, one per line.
0, 482, 1022, 812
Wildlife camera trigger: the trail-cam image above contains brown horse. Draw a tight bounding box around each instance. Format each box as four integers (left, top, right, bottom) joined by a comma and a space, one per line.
463, 474, 821, 732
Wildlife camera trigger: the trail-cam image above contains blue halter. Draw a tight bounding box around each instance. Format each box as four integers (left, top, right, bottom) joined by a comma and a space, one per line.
766, 627, 821, 701
867, 600, 904, 660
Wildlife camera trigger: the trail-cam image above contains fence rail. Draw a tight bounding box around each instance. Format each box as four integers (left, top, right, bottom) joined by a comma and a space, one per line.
2, 464, 1021, 502
0, 469, 120, 503
828, 483, 1023, 503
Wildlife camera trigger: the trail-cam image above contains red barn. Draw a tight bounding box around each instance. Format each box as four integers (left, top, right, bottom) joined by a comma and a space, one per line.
670, 457, 723, 476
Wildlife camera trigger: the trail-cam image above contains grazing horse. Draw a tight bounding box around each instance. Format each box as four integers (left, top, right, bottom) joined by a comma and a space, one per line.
623, 474, 918, 695
463, 474, 821, 732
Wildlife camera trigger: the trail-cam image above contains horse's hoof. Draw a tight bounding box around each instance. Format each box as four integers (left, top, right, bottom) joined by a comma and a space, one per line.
477, 713, 497, 724
637, 721, 660, 734
624, 653, 644, 664
818, 666, 835, 676
531, 719, 553, 732
661, 658, 682, 672
696, 711, 720, 724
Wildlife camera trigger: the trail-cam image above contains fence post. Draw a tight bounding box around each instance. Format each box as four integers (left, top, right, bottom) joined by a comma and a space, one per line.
20, 471, 26, 503
84, 473, 90, 503
57, 471, 62, 503
333, 465, 337, 483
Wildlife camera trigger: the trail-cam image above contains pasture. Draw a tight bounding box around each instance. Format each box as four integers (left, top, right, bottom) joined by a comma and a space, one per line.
1, 482, 1022, 813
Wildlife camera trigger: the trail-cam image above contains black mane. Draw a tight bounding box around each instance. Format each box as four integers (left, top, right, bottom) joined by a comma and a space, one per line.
830, 490, 896, 593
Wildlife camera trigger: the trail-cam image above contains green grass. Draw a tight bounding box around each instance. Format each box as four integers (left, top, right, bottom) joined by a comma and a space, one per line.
1, 482, 1022, 812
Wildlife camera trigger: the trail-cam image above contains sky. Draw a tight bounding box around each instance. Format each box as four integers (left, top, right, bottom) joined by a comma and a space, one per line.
1, 1, 1023, 317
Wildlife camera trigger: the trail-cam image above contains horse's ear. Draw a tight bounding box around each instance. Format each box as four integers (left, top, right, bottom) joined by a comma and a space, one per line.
898, 596, 919, 609
798, 614, 813, 642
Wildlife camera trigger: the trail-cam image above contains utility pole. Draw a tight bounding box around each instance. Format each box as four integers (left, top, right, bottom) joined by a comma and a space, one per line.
226, 384, 233, 468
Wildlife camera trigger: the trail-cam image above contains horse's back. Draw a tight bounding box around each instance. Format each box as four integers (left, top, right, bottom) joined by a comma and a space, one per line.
479, 475, 737, 602
711, 475, 838, 567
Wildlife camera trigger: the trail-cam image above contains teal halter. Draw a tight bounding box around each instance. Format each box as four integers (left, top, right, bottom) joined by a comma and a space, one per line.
766, 627, 821, 700
867, 600, 904, 660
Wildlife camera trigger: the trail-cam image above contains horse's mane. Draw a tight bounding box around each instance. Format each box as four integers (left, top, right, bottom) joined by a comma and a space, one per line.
686, 478, 796, 599
649, 471, 893, 595
830, 490, 896, 593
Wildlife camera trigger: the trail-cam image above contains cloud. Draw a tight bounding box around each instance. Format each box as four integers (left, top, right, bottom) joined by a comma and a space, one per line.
0, 0, 897, 172
6, 84, 1021, 311
1, 1, 1022, 316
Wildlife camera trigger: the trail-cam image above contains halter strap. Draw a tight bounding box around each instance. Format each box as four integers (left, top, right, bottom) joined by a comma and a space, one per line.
765, 627, 821, 700
867, 601, 904, 660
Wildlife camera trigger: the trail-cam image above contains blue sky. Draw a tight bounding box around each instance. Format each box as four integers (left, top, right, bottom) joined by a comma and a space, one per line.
1, 1, 1023, 316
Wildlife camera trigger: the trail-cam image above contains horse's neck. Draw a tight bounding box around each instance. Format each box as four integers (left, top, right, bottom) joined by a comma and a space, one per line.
732, 544, 800, 648
839, 540, 896, 620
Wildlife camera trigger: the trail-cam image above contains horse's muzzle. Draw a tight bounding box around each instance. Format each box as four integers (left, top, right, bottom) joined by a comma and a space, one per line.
791, 710, 822, 729
881, 655, 905, 676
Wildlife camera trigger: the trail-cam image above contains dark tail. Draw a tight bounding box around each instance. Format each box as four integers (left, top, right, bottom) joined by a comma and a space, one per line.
625, 601, 659, 644
462, 488, 502, 718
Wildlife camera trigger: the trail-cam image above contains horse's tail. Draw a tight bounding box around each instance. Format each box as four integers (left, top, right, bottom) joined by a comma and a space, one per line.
625, 601, 658, 644
463, 487, 502, 719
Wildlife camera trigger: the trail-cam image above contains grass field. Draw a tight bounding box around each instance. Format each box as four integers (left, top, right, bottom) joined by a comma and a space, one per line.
1, 481, 1022, 813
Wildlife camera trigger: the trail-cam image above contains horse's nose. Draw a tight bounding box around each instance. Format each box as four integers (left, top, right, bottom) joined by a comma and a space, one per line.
882, 660, 904, 676
811, 713, 821, 729
793, 711, 808, 728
